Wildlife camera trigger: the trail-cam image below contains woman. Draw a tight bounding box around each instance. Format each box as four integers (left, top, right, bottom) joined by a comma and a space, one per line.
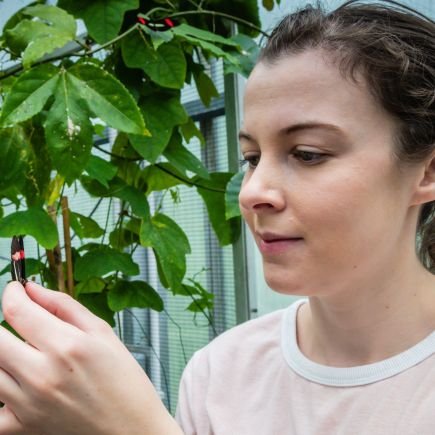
0, 1, 434, 434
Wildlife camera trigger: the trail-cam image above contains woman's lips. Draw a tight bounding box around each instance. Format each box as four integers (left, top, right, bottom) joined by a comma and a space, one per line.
257, 233, 304, 255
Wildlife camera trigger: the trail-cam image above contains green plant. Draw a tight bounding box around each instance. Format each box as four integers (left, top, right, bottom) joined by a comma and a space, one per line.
0, 0, 274, 325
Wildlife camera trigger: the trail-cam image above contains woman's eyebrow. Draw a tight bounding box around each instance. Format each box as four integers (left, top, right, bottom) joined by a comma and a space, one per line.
280, 121, 345, 136
238, 122, 346, 142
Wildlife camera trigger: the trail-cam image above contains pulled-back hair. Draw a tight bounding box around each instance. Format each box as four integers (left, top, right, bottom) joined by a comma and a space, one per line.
259, 0, 435, 273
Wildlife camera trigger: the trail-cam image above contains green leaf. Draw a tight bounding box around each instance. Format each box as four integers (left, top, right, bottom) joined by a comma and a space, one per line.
171, 24, 239, 63
129, 95, 188, 163
122, 32, 186, 89
180, 117, 205, 145
172, 24, 239, 47
141, 163, 187, 194
109, 221, 140, 249
108, 280, 164, 312
67, 63, 148, 135
223, 34, 260, 77
225, 172, 243, 219
44, 71, 94, 183
70, 212, 104, 239
21, 120, 52, 207
74, 246, 140, 281
193, 69, 219, 107
140, 213, 190, 289
78, 292, 115, 326
75, 277, 106, 295
58, 0, 139, 44
9, 5, 77, 67
195, 173, 241, 246
0, 64, 59, 126
0, 127, 30, 194
85, 155, 117, 188
0, 208, 58, 249
163, 131, 209, 179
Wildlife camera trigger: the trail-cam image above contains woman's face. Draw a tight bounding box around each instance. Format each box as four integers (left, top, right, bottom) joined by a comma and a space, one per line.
239, 50, 420, 297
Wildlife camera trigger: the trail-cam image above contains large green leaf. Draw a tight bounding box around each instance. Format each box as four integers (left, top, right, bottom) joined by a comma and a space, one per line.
85, 155, 117, 188
129, 95, 188, 163
58, 0, 139, 44
223, 34, 260, 77
0, 64, 59, 126
70, 212, 104, 239
67, 63, 148, 135
74, 246, 139, 281
163, 132, 210, 179
44, 71, 94, 183
225, 172, 243, 219
0, 127, 30, 193
122, 32, 186, 89
108, 280, 164, 312
195, 173, 241, 246
140, 213, 190, 289
172, 24, 239, 47
0, 208, 58, 249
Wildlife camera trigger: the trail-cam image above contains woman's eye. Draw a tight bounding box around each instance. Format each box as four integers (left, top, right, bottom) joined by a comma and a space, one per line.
239, 155, 260, 170
292, 150, 326, 164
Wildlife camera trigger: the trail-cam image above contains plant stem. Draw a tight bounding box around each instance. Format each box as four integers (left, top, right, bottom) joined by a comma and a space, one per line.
167, 10, 270, 37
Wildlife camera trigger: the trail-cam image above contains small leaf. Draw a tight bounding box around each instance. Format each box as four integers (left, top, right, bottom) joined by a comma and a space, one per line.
195, 173, 241, 246
193, 69, 219, 107
262, 0, 274, 10
67, 63, 148, 135
122, 32, 186, 89
141, 163, 187, 194
180, 117, 205, 145
108, 280, 164, 312
0, 64, 59, 126
140, 213, 190, 289
0, 208, 58, 249
129, 95, 188, 163
163, 131, 209, 179
74, 246, 139, 281
70, 212, 104, 239
225, 172, 243, 219
85, 155, 117, 188
75, 277, 106, 295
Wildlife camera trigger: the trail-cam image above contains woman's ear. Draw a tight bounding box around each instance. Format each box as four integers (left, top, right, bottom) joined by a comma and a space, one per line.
411, 149, 435, 206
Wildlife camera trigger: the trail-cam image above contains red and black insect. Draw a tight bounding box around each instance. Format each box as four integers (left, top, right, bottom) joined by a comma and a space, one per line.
137, 16, 177, 31
11, 235, 27, 286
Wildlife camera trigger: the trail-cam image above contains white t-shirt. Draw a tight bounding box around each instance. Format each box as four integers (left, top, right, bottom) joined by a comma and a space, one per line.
176, 299, 435, 434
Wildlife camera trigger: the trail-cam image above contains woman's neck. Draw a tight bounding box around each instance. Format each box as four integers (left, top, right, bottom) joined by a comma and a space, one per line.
296, 257, 435, 367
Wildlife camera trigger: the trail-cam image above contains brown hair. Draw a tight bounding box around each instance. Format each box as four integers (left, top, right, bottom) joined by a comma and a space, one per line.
259, 0, 435, 273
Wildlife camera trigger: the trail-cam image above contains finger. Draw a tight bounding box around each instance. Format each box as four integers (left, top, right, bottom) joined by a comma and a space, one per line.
0, 405, 24, 435
0, 326, 40, 384
24, 282, 109, 334
2, 282, 79, 352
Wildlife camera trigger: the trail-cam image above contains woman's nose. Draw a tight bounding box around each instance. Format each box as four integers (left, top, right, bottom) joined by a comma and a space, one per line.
238, 162, 286, 214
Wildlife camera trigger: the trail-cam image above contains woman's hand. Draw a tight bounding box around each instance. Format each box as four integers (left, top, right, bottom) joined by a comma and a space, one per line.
0, 281, 183, 435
